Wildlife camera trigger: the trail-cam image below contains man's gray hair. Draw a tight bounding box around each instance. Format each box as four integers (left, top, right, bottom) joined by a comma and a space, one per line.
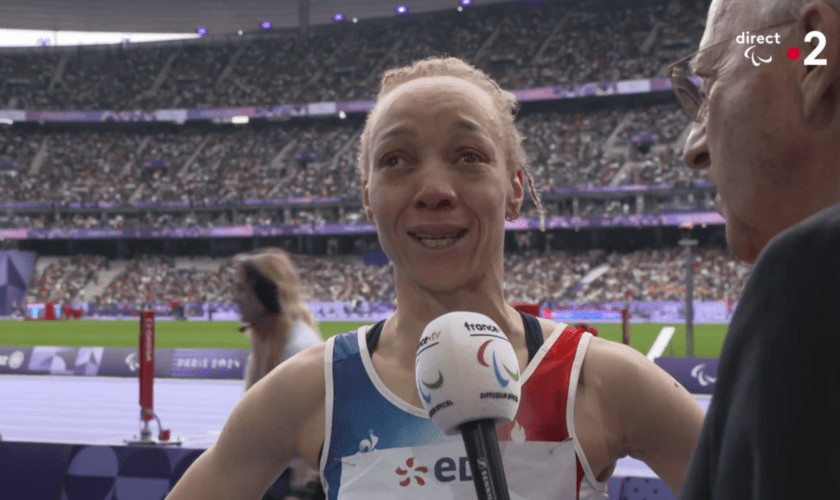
762, 0, 840, 24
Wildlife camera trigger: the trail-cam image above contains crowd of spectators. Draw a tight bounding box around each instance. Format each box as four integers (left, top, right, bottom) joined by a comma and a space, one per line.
502, 249, 607, 304
0, 206, 355, 229
2, 187, 718, 230
2, 188, 719, 230
585, 247, 751, 303
0, 0, 706, 111
519, 108, 624, 188
26, 254, 108, 303
628, 148, 709, 185
0, 102, 709, 212
94, 255, 231, 306
23, 246, 750, 310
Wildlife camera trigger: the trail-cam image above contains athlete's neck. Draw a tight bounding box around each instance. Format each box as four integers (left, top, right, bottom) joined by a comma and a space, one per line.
380, 293, 523, 369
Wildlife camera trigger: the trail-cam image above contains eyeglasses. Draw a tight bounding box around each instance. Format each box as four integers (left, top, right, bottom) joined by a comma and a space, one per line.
669, 19, 795, 122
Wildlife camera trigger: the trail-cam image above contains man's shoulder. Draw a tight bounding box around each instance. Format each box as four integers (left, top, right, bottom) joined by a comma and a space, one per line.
728, 203, 840, 349
761, 202, 840, 265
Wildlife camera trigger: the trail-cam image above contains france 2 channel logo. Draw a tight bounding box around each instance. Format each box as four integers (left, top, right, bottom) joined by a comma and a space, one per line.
738, 30, 827, 66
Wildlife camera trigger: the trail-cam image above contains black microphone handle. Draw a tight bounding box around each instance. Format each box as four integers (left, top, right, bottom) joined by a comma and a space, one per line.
458, 419, 511, 500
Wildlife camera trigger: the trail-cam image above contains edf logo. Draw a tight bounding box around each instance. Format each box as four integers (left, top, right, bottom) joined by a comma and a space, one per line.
434, 456, 474, 482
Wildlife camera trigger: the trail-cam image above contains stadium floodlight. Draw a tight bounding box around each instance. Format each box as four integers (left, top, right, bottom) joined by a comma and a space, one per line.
396, 5, 408, 15
457, 6, 463, 11
338, 111, 347, 119
334, 13, 344, 22
261, 21, 272, 30
197, 27, 208, 36
352, 17, 359, 23
460, 0, 471, 5
238, 30, 243, 36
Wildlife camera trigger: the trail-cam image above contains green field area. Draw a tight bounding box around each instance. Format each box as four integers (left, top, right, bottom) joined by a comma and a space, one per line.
0, 320, 727, 357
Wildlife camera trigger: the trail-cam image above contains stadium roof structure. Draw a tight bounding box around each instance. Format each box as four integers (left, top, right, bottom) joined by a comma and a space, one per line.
0, 0, 508, 36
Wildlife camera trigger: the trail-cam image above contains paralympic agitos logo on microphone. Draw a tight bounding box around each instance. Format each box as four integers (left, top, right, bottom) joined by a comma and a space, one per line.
418, 370, 444, 405
418, 366, 452, 418
476, 339, 520, 388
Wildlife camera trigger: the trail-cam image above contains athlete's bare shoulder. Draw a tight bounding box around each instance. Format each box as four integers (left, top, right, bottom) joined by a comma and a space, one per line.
280, 341, 328, 467
574, 336, 704, 492
166, 342, 327, 500
535, 317, 566, 342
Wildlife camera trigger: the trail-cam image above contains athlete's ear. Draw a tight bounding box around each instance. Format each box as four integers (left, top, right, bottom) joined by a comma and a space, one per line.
362, 177, 375, 223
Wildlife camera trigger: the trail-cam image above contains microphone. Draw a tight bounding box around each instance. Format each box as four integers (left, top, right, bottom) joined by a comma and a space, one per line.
415, 312, 520, 500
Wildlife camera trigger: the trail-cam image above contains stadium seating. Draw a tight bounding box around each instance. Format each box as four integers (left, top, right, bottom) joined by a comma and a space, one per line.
0, 1, 705, 110
0, 0, 713, 221
23, 249, 751, 308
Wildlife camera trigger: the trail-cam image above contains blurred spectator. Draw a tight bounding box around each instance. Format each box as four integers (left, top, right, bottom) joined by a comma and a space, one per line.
25, 255, 107, 303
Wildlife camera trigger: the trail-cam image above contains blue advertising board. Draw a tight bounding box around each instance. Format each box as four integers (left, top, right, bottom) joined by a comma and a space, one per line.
654, 356, 719, 394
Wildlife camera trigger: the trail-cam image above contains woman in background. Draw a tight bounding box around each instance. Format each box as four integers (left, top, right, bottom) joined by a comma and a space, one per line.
233, 248, 321, 389
232, 248, 323, 499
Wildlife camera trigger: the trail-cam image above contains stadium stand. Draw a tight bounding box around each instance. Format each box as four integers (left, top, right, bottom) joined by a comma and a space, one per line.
0, 0, 713, 215
1, 1, 706, 110
0, 105, 706, 212
23, 249, 750, 309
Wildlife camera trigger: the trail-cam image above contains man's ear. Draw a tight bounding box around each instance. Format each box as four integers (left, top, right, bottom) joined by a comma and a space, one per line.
362, 178, 375, 223
799, 3, 840, 128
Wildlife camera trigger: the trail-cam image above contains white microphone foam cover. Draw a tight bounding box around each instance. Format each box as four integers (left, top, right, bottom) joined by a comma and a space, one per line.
415, 311, 521, 436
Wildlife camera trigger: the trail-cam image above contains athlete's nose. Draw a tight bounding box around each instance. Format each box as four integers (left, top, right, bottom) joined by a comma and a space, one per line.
414, 165, 457, 213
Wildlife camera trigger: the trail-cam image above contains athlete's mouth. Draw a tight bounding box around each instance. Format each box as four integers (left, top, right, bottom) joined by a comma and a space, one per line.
408, 229, 468, 248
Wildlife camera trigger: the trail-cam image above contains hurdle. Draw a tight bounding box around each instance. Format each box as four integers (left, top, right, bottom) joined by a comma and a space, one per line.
126, 310, 182, 446
646, 326, 676, 360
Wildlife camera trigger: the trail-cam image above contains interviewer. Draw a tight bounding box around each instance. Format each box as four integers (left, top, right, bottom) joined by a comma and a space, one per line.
672, 0, 840, 497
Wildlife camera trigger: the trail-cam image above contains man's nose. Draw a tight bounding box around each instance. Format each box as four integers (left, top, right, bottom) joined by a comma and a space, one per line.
682, 121, 711, 170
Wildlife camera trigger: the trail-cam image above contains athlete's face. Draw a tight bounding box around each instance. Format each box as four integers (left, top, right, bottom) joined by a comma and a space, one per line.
363, 76, 522, 292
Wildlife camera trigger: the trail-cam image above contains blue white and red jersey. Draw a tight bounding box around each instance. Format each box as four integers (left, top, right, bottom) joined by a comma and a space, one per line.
318, 316, 608, 500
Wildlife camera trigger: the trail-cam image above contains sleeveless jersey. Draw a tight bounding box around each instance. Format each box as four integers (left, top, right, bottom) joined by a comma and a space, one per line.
319, 315, 607, 500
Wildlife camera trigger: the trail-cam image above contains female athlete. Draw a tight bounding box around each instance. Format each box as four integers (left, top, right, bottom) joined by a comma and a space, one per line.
167, 57, 703, 500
